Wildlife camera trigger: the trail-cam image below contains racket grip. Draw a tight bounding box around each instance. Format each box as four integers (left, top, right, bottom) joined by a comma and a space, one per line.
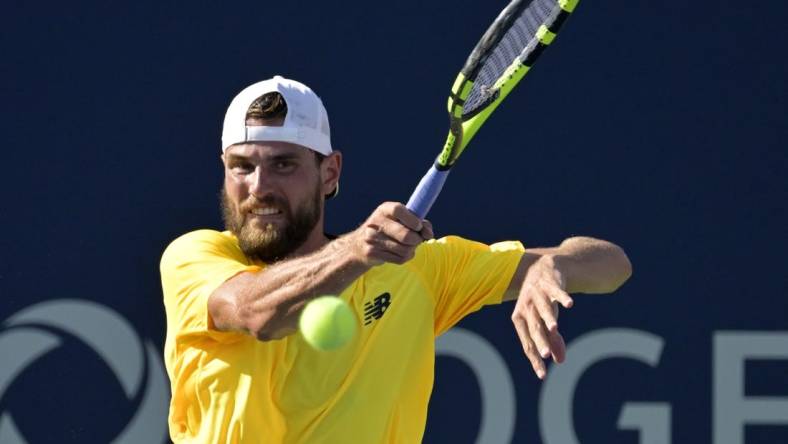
406, 165, 450, 219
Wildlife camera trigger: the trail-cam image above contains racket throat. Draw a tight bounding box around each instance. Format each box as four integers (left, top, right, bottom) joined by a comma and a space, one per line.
436, 119, 465, 169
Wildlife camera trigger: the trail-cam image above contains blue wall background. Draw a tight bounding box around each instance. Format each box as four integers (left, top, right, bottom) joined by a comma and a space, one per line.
1, 1, 786, 443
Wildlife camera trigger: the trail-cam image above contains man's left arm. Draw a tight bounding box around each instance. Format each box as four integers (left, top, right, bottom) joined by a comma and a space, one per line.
504, 236, 632, 379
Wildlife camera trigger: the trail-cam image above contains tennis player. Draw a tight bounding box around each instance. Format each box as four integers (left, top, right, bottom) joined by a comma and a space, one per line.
160, 76, 631, 443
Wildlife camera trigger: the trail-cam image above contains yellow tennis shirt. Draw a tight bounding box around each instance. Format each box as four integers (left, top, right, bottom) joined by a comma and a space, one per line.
161, 229, 524, 444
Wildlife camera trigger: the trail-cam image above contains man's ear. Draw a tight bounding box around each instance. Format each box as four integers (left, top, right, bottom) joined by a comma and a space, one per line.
321, 151, 342, 197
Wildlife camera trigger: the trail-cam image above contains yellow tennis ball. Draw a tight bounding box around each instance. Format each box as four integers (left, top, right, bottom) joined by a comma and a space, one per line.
299, 296, 357, 351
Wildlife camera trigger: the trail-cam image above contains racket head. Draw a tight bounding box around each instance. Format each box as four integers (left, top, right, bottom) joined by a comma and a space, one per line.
435, 0, 580, 169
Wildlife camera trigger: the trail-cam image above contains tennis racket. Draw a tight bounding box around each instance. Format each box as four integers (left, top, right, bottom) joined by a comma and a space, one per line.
406, 0, 581, 218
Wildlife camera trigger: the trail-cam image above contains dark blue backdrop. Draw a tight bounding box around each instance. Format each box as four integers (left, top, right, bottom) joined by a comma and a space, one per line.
1, 1, 786, 443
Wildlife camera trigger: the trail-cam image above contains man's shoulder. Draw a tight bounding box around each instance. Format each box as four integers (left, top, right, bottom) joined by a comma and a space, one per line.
417, 235, 490, 253
160, 229, 241, 267
421, 235, 523, 251
411, 235, 524, 267
166, 229, 236, 247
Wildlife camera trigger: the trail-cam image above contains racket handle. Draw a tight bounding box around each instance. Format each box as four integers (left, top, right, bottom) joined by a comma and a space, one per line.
406, 165, 450, 219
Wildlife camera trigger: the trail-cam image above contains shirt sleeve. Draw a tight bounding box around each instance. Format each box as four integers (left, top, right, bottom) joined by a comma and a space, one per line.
160, 229, 262, 344
409, 236, 525, 336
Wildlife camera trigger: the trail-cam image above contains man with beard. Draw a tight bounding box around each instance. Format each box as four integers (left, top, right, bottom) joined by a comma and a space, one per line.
160, 76, 632, 444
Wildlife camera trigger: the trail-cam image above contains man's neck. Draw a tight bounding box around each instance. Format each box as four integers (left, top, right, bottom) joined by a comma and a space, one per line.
285, 227, 331, 260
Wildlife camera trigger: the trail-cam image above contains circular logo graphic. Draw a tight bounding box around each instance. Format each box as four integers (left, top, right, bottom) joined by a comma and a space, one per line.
0, 299, 169, 443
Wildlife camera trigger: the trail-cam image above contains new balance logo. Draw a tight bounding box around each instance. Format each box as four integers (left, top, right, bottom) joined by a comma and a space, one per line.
364, 292, 391, 325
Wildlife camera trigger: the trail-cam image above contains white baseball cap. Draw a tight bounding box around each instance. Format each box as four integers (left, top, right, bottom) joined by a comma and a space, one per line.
221, 75, 332, 155
221, 75, 338, 198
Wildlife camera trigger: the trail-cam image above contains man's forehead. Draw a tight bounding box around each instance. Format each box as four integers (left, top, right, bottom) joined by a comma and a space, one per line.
225, 141, 312, 159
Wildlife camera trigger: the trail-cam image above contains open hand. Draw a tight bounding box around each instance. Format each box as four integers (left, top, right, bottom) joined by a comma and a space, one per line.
511, 254, 574, 379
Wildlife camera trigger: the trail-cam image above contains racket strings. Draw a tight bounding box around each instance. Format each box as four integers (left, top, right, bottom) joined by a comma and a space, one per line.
463, 0, 562, 117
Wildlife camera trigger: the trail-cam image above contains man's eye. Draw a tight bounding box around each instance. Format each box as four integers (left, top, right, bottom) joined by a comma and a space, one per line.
232, 163, 254, 173
275, 161, 296, 171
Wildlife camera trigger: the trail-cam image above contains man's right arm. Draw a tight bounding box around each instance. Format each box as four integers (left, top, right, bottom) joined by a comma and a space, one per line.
208, 202, 433, 341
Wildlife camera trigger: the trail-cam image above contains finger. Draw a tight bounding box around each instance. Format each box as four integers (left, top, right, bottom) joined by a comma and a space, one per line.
551, 270, 574, 308
512, 314, 546, 379
373, 237, 416, 261
537, 313, 565, 364
372, 223, 420, 252
533, 289, 559, 332
371, 249, 411, 264
544, 300, 566, 363
373, 228, 421, 261
544, 282, 573, 309
377, 220, 423, 246
548, 330, 567, 363
525, 305, 552, 360
389, 202, 423, 231
365, 238, 411, 260
420, 220, 434, 240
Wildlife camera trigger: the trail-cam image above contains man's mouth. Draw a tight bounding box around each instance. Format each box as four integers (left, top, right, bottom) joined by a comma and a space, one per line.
250, 207, 282, 216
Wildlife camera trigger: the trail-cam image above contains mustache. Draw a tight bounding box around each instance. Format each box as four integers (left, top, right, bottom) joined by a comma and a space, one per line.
238, 195, 290, 214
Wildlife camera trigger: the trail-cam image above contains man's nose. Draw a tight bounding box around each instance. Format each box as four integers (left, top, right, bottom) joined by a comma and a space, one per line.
248, 167, 273, 197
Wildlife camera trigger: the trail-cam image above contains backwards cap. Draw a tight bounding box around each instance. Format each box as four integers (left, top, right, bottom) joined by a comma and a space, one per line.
221, 75, 332, 155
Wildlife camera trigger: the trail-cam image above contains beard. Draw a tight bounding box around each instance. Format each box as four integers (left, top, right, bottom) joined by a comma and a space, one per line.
221, 184, 322, 262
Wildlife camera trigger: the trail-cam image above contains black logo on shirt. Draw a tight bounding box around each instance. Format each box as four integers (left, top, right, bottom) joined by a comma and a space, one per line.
364, 292, 391, 325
